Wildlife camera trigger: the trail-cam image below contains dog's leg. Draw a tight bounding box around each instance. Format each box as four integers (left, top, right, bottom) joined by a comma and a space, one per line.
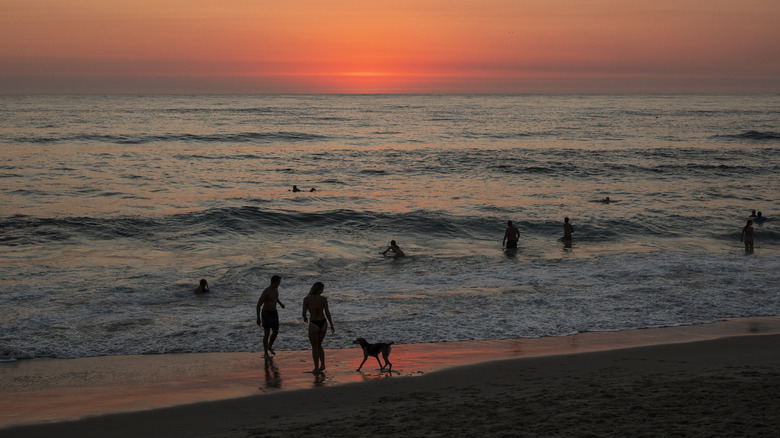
375, 355, 384, 370
382, 350, 392, 371
357, 354, 369, 371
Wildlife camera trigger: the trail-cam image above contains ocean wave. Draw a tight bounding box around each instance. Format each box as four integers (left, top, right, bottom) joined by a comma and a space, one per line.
0, 206, 716, 250
4, 131, 331, 145
714, 131, 780, 141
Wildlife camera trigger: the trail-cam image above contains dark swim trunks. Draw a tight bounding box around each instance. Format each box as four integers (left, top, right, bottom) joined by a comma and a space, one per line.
506, 240, 518, 249
310, 319, 327, 330
261, 308, 279, 330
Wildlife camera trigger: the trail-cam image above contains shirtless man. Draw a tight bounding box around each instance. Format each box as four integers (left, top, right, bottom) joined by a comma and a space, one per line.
302, 282, 334, 373
563, 217, 574, 242
382, 240, 405, 257
503, 220, 520, 249
256, 275, 285, 356
741, 220, 755, 251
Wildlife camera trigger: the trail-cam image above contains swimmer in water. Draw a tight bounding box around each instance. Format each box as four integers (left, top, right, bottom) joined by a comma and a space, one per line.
194, 279, 210, 294
382, 240, 405, 257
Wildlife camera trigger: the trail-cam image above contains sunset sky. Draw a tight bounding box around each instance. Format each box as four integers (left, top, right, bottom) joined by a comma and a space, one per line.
2, 0, 779, 94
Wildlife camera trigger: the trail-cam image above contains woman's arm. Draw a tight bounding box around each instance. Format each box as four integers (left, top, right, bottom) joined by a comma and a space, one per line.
323, 298, 334, 333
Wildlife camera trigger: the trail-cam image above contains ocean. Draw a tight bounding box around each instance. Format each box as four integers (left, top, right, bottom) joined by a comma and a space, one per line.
1, 94, 778, 360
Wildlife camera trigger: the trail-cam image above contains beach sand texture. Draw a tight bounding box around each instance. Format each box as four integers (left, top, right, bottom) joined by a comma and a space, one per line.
2, 318, 779, 437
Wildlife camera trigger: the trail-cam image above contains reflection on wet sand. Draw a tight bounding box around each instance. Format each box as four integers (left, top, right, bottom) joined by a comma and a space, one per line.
2, 317, 779, 428
260, 357, 282, 392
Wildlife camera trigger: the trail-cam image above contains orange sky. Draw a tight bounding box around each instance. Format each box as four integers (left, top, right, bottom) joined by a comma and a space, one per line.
2, 0, 779, 94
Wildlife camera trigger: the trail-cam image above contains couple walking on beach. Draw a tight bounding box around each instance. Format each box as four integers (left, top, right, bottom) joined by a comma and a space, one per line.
256, 276, 335, 373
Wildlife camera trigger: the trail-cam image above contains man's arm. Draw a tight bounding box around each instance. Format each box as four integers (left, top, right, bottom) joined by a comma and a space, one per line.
277, 297, 286, 309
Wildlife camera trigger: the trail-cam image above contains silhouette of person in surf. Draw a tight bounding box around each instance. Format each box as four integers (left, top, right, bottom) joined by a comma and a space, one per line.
382, 240, 405, 257
741, 220, 755, 251
194, 279, 210, 294
292, 185, 302, 192
563, 217, 574, 243
503, 221, 519, 249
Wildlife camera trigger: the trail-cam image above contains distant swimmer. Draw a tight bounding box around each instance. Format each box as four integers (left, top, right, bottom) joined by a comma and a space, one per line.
754, 211, 766, 223
256, 275, 286, 357
750, 210, 757, 217
309, 187, 317, 192
563, 217, 574, 242
503, 220, 520, 249
602, 196, 611, 203
292, 185, 302, 192
741, 220, 755, 251
382, 240, 405, 257
194, 279, 210, 294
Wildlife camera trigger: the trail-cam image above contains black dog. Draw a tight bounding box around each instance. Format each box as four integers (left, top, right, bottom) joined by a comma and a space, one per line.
353, 338, 393, 372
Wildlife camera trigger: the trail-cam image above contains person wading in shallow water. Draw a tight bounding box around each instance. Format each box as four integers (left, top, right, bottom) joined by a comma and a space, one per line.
256, 275, 285, 357
503, 220, 520, 249
741, 220, 755, 251
302, 281, 334, 373
563, 217, 575, 242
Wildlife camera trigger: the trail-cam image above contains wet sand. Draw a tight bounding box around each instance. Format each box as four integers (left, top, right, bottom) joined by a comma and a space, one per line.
2, 317, 780, 437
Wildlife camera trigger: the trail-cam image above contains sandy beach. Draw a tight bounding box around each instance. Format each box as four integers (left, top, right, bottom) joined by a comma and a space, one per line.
2, 317, 780, 437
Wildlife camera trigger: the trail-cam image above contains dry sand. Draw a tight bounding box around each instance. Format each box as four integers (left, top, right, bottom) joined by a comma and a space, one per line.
2, 317, 779, 437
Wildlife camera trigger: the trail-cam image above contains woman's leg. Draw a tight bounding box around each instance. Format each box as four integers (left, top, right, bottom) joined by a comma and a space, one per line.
316, 328, 327, 371
308, 324, 321, 372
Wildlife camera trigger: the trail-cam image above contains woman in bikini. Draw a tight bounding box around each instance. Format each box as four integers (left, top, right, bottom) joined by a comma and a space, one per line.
302, 281, 334, 373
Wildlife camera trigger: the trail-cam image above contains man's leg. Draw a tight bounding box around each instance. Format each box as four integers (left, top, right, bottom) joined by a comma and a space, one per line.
268, 328, 279, 355
263, 328, 271, 356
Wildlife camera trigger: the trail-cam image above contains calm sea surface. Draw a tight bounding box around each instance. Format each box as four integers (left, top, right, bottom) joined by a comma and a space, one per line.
1, 95, 778, 360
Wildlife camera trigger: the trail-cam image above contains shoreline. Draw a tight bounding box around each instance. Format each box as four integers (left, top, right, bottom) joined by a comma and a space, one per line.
2, 316, 780, 434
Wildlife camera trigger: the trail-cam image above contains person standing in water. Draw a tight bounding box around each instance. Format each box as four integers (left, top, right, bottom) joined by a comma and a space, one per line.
741, 220, 755, 251
382, 240, 405, 257
256, 275, 285, 357
302, 282, 334, 373
503, 220, 520, 249
563, 217, 574, 242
